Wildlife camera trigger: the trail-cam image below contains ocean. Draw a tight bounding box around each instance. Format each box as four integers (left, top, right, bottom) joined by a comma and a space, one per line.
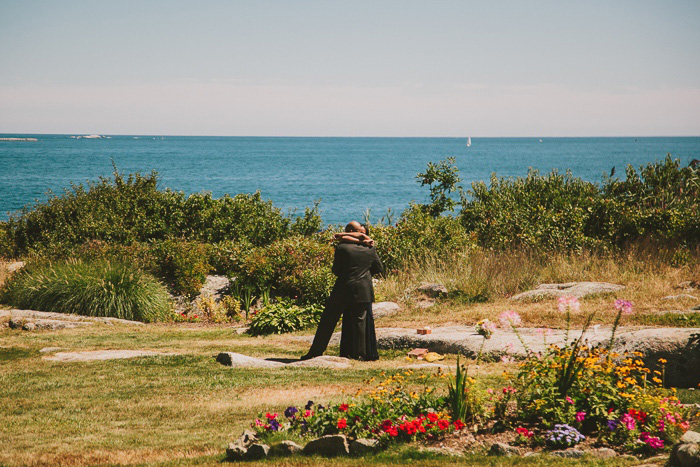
1, 135, 699, 226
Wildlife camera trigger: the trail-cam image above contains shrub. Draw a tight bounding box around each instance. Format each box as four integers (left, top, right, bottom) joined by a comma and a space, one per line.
147, 238, 210, 299
1, 168, 320, 257
233, 235, 335, 305
247, 299, 322, 336
370, 204, 473, 272
0, 259, 172, 322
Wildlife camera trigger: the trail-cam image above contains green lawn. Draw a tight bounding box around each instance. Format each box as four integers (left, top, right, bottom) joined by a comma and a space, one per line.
0, 323, 689, 467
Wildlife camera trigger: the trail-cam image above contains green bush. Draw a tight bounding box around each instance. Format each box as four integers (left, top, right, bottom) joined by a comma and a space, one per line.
248, 299, 322, 336
370, 204, 473, 272
147, 238, 210, 299
1, 168, 319, 257
232, 235, 335, 305
1, 259, 172, 322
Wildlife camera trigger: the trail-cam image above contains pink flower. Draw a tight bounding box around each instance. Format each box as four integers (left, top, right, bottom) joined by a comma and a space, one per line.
566, 396, 574, 405
557, 295, 580, 312
620, 413, 636, 431
575, 412, 586, 422
614, 299, 634, 315
498, 310, 522, 328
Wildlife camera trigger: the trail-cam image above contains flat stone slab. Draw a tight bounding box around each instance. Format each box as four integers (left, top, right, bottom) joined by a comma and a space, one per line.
216, 352, 352, 369
373, 302, 400, 318
1, 309, 145, 325
10, 317, 93, 330
44, 350, 173, 362
510, 282, 625, 300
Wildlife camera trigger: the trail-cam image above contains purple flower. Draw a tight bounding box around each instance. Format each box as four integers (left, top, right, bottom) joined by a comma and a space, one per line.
284, 406, 298, 418
268, 419, 280, 431
607, 419, 619, 431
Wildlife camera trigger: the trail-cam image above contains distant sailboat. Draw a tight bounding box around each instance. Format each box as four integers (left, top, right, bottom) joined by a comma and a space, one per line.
466, 137, 472, 147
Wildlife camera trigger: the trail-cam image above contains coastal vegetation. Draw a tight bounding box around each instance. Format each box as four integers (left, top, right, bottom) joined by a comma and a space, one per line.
0, 155, 698, 324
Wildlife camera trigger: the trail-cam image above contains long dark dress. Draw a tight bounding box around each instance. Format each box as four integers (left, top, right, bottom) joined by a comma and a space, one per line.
339, 303, 379, 361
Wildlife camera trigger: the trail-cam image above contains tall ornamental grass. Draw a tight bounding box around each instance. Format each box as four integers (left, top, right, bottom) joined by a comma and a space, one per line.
1, 259, 172, 322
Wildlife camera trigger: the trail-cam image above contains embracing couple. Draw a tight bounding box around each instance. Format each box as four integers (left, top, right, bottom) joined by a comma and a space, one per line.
301, 221, 384, 361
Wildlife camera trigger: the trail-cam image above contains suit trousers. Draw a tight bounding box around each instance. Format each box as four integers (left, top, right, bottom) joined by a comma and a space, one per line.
307, 297, 376, 360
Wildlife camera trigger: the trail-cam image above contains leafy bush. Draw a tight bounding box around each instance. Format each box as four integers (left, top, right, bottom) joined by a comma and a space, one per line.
0, 259, 172, 322
370, 204, 473, 272
460, 156, 700, 252
247, 299, 322, 336
0, 168, 319, 257
233, 235, 335, 305
147, 238, 210, 299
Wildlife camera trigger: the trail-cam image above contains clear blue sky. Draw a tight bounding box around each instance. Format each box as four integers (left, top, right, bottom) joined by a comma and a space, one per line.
1, 0, 699, 136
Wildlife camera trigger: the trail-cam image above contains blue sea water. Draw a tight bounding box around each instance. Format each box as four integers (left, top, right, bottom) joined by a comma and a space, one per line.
1, 135, 699, 226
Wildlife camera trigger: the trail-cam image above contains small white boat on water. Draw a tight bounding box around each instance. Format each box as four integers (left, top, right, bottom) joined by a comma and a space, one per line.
466, 137, 472, 147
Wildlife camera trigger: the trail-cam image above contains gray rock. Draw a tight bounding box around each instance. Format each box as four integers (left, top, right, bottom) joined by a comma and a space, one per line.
0, 309, 144, 326
225, 443, 247, 461
216, 352, 285, 368
6, 261, 25, 273
674, 443, 700, 467
8, 317, 23, 329
677, 281, 700, 290
417, 283, 448, 297
349, 438, 380, 456
237, 429, 258, 447
288, 356, 352, 369
662, 294, 699, 301
200, 275, 230, 300
39, 347, 63, 353
373, 302, 400, 318
551, 449, 585, 458
488, 442, 521, 456
245, 443, 270, 460
270, 440, 303, 456
510, 281, 624, 300
44, 350, 173, 362
587, 447, 617, 458
681, 431, 700, 444
419, 446, 464, 457
22, 322, 36, 331
416, 299, 436, 308
303, 434, 350, 457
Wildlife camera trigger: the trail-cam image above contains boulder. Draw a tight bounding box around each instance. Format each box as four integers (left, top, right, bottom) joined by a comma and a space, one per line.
270, 440, 303, 456
551, 449, 585, 458
349, 438, 380, 456
288, 356, 352, 369
417, 283, 448, 298
200, 275, 230, 300
225, 443, 247, 461
488, 442, 521, 456
245, 443, 270, 460
670, 430, 700, 467
303, 434, 350, 457
373, 302, 400, 318
237, 429, 258, 447
586, 447, 617, 459
216, 352, 285, 368
510, 282, 624, 301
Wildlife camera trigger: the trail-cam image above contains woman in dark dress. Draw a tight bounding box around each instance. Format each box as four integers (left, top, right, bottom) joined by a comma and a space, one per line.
334, 224, 380, 361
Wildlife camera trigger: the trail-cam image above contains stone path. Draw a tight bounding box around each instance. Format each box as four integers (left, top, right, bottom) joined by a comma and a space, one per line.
44, 349, 174, 362
2, 309, 145, 330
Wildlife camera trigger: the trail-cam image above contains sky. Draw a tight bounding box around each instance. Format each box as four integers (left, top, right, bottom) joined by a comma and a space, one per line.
1, 0, 699, 137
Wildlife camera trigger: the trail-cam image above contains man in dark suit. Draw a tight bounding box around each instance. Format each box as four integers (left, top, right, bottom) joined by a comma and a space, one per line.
301, 221, 383, 361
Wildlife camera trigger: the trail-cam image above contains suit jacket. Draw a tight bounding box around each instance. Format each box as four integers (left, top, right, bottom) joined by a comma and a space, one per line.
330, 243, 383, 303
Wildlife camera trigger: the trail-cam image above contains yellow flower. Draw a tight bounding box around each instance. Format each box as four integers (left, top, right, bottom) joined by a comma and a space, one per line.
652, 377, 662, 384
658, 358, 667, 364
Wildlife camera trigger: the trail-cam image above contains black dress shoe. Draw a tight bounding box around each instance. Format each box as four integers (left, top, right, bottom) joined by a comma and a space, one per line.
299, 353, 318, 361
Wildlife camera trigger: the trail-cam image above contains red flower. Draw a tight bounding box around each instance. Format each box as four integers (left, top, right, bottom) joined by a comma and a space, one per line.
388, 427, 399, 437
338, 404, 349, 412
438, 419, 450, 430
265, 412, 277, 420
427, 413, 439, 423
337, 418, 347, 429
381, 419, 393, 431
516, 427, 533, 438
454, 419, 466, 430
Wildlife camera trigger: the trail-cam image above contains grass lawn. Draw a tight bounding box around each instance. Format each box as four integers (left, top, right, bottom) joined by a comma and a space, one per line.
2, 320, 695, 467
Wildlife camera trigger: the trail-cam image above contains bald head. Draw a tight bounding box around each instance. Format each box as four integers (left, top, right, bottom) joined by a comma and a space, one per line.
345, 221, 364, 233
